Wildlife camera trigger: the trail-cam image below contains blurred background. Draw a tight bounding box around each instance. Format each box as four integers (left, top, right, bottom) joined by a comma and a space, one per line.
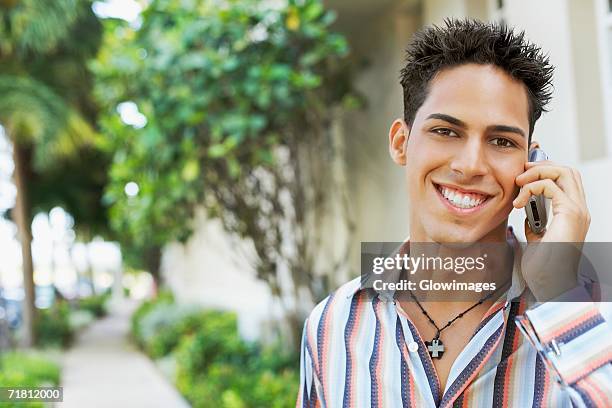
0, 0, 610, 406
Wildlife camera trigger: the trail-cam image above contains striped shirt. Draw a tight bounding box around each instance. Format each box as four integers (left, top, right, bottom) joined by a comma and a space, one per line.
296, 233, 612, 407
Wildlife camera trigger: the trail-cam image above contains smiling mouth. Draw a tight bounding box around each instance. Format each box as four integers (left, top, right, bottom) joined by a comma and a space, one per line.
433, 183, 492, 210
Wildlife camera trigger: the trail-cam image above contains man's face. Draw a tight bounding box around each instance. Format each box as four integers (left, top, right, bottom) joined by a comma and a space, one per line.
390, 63, 532, 243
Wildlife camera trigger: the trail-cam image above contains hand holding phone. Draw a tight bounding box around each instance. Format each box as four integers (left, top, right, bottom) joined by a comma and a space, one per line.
524, 148, 550, 234
513, 148, 590, 300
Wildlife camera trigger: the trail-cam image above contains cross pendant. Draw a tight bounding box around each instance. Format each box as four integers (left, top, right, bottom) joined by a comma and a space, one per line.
426, 338, 445, 359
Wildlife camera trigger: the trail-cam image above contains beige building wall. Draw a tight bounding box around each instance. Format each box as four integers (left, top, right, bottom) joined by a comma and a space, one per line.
161, 210, 279, 341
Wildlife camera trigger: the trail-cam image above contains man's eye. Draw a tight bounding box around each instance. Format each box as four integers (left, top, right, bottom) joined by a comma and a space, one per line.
490, 137, 516, 148
432, 128, 457, 137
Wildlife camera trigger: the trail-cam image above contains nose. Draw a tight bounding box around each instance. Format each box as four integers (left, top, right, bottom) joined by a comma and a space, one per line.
449, 138, 489, 179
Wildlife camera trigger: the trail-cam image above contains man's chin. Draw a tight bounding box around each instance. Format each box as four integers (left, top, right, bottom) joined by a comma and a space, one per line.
425, 225, 485, 244
424, 218, 510, 244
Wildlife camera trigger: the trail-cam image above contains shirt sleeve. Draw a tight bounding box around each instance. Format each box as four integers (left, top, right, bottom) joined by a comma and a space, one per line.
515, 286, 612, 406
296, 317, 323, 408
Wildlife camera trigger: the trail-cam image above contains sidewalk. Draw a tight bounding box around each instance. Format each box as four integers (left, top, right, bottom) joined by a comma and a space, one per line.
58, 298, 190, 408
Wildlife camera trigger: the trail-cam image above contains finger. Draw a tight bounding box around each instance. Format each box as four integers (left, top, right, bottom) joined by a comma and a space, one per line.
570, 169, 590, 226
515, 165, 581, 203
524, 160, 555, 168
523, 217, 544, 242
521, 163, 588, 210
517, 164, 570, 186
570, 168, 587, 206
513, 178, 567, 208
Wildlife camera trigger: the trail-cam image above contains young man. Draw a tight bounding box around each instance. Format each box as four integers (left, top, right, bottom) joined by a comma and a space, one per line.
296, 19, 611, 407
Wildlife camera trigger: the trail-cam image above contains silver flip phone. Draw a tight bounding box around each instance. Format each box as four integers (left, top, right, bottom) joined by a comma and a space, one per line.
525, 148, 550, 234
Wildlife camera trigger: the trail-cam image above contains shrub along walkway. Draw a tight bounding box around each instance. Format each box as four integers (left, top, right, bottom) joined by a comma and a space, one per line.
57, 298, 190, 408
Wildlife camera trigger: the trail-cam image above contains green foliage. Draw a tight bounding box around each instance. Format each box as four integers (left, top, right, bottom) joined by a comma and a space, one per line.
35, 301, 74, 348
0, 75, 88, 159
0, 0, 79, 56
95, 0, 353, 251
130, 294, 299, 407
130, 290, 175, 346
0, 351, 60, 385
77, 291, 110, 318
0, 351, 60, 407
0, 0, 110, 238
138, 303, 203, 358
174, 311, 250, 375
175, 320, 298, 408
0, 0, 103, 168
148, 309, 231, 359
29, 294, 109, 348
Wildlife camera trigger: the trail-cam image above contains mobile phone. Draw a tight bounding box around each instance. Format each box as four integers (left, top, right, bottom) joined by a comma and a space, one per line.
525, 148, 550, 234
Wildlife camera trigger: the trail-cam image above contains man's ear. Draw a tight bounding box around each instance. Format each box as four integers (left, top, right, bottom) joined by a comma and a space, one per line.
389, 118, 410, 166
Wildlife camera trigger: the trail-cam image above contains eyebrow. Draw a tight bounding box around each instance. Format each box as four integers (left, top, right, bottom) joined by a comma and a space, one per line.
426, 113, 467, 128
425, 113, 526, 139
487, 124, 526, 139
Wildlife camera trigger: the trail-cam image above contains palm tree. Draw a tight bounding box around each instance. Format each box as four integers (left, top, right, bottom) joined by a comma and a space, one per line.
0, 0, 101, 346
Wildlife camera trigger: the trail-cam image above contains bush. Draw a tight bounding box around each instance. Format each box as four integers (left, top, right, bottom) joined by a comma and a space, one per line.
146, 309, 234, 359
174, 314, 298, 408
35, 301, 73, 348
131, 290, 174, 346
69, 309, 95, 331
174, 311, 251, 375
78, 292, 110, 318
0, 351, 60, 408
138, 303, 202, 358
131, 293, 300, 407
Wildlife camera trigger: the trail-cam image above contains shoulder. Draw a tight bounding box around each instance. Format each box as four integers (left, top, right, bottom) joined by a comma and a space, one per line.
302, 276, 364, 341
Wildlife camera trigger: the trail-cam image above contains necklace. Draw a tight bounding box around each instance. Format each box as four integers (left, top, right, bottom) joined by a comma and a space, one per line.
407, 289, 499, 359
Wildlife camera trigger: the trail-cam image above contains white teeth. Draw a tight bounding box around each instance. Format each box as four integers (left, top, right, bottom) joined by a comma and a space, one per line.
437, 185, 487, 209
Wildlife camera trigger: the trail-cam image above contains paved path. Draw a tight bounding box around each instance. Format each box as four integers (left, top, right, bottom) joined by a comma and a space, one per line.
58, 299, 190, 408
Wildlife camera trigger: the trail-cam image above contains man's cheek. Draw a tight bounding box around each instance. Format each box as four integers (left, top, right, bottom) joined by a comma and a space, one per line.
503, 165, 524, 199
404, 166, 419, 190
405, 174, 426, 212
498, 184, 520, 217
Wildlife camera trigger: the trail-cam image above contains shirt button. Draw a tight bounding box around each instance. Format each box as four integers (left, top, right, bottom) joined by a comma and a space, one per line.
408, 342, 419, 352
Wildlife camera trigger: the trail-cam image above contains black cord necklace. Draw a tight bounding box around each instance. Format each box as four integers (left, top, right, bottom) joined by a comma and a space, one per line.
407, 288, 500, 359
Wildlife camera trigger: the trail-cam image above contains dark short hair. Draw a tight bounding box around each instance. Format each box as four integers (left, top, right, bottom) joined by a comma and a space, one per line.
400, 18, 554, 139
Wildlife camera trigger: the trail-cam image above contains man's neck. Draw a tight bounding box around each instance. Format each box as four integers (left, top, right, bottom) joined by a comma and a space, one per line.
403, 220, 514, 300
